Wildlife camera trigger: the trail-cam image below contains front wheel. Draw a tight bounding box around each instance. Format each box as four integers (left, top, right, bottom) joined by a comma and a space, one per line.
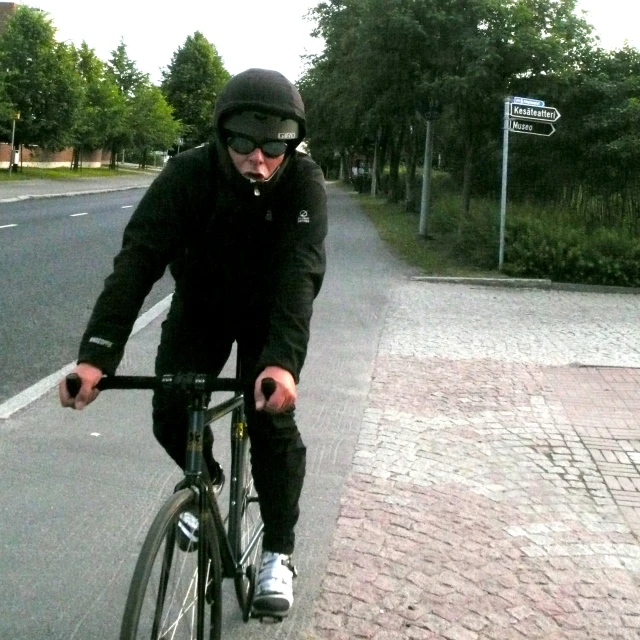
120, 488, 222, 640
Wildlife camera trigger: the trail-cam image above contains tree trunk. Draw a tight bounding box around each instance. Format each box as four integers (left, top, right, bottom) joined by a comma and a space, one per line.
71, 148, 80, 171
405, 121, 420, 211
371, 136, 379, 197
458, 140, 474, 240
376, 127, 388, 195
340, 150, 349, 183
387, 121, 406, 204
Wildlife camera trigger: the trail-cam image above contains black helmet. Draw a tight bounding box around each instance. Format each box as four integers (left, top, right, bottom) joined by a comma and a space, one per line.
213, 68, 306, 150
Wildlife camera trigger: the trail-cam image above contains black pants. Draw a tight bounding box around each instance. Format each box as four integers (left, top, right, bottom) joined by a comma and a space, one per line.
151, 314, 306, 556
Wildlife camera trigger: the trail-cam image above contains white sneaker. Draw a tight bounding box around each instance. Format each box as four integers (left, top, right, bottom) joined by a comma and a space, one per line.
175, 471, 225, 552
176, 511, 199, 551
252, 551, 297, 617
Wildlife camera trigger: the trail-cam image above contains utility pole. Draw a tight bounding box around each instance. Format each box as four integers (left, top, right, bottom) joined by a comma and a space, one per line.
417, 101, 441, 238
9, 112, 19, 176
418, 118, 435, 237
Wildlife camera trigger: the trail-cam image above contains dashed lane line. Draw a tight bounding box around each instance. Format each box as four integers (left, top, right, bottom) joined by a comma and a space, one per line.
0, 223, 17, 229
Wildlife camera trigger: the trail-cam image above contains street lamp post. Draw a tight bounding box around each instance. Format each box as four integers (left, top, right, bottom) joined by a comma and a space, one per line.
8, 111, 19, 176
417, 101, 441, 238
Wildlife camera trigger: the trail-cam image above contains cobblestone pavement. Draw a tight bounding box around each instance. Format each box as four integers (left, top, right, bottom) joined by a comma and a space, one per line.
309, 283, 640, 640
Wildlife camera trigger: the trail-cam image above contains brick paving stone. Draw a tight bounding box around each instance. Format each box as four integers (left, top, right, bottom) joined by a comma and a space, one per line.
309, 282, 640, 639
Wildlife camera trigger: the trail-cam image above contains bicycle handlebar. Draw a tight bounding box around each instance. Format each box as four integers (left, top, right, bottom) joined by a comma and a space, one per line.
65, 373, 277, 400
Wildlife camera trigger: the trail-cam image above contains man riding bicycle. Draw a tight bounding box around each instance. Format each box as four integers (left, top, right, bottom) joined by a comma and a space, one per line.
59, 68, 328, 617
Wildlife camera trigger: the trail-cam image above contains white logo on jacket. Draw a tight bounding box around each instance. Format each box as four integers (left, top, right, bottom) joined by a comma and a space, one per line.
297, 210, 310, 224
89, 336, 113, 348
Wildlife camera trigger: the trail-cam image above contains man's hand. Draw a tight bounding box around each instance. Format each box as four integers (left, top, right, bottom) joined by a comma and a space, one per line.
59, 363, 103, 410
254, 366, 297, 413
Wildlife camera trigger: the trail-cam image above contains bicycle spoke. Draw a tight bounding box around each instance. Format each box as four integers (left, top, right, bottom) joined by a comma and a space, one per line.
120, 490, 222, 640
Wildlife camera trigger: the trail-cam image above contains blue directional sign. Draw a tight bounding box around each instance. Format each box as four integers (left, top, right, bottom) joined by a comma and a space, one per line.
512, 96, 545, 107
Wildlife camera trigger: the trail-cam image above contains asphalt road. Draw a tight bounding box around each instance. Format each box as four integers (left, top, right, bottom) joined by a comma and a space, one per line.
0, 190, 174, 403
0, 182, 407, 639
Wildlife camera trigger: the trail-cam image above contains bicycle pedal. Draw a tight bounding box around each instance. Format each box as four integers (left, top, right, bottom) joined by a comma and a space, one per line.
251, 611, 284, 623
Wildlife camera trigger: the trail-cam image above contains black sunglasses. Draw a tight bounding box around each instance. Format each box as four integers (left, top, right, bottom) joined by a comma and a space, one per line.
226, 134, 288, 158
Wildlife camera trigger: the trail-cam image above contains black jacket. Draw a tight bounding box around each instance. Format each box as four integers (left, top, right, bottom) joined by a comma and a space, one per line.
77, 143, 327, 381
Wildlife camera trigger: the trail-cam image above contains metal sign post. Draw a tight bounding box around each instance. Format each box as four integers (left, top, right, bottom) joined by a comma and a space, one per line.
498, 99, 510, 270
498, 97, 560, 270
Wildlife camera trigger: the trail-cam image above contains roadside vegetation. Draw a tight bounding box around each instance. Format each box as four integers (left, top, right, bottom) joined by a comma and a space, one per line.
0, 166, 157, 182
349, 172, 503, 277
1, 1, 638, 287
0, 5, 228, 169
349, 170, 640, 287
300, 0, 640, 288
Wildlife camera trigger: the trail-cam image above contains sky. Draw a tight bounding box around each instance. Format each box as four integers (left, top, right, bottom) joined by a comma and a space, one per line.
21, 0, 324, 84
18, 0, 640, 86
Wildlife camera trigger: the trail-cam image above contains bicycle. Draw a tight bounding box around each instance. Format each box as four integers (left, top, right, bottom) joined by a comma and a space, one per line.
66, 360, 278, 640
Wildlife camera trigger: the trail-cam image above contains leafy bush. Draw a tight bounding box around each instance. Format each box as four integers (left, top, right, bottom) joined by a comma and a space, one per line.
505, 216, 640, 286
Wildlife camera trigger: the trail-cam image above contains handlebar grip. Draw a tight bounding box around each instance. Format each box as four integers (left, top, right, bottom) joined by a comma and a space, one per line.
65, 373, 82, 398
261, 377, 277, 400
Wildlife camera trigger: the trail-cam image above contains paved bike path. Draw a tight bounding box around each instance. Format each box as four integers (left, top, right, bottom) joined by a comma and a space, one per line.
0, 180, 405, 639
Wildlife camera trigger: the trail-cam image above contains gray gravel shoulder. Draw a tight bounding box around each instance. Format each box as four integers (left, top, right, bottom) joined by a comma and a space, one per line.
0, 171, 158, 202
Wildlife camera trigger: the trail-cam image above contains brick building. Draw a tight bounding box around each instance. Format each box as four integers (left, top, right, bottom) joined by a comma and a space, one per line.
0, 2, 16, 31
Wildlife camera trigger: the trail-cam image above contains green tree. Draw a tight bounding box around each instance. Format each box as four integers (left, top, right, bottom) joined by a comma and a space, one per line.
104, 39, 146, 168
0, 75, 16, 140
305, 0, 594, 218
0, 5, 83, 150
305, 0, 452, 200
507, 44, 640, 232
433, 0, 594, 224
129, 83, 181, 168
69, 42, 128, 169
161, 31, 230, 148
107, 38, 148, 97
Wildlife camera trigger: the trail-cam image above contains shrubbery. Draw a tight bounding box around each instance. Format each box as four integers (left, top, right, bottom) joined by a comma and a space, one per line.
505, 217, 640, 287
355, 168, 640, 287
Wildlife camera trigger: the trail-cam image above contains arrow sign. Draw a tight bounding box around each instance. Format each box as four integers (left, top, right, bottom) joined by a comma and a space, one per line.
510, 104, 561, 122
510, 119, 556, 136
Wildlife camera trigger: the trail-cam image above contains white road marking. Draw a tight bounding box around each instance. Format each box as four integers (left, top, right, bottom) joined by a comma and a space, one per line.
70, 212, 88, 217
0, 223, 17, 229
122, 205, 133, 209
0, 294, 173, 420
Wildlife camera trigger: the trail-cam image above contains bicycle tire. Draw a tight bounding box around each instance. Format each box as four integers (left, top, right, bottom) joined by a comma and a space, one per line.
120, 488, 222, 640
228, 419, 264, 617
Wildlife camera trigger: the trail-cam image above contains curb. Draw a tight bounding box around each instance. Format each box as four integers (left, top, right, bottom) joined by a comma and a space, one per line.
0, 184, 150, 203
412, 276, 551, 289
411, 276, 640, 295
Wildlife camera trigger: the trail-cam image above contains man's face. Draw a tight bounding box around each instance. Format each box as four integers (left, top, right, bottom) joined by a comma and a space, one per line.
227, 136, 286, 182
